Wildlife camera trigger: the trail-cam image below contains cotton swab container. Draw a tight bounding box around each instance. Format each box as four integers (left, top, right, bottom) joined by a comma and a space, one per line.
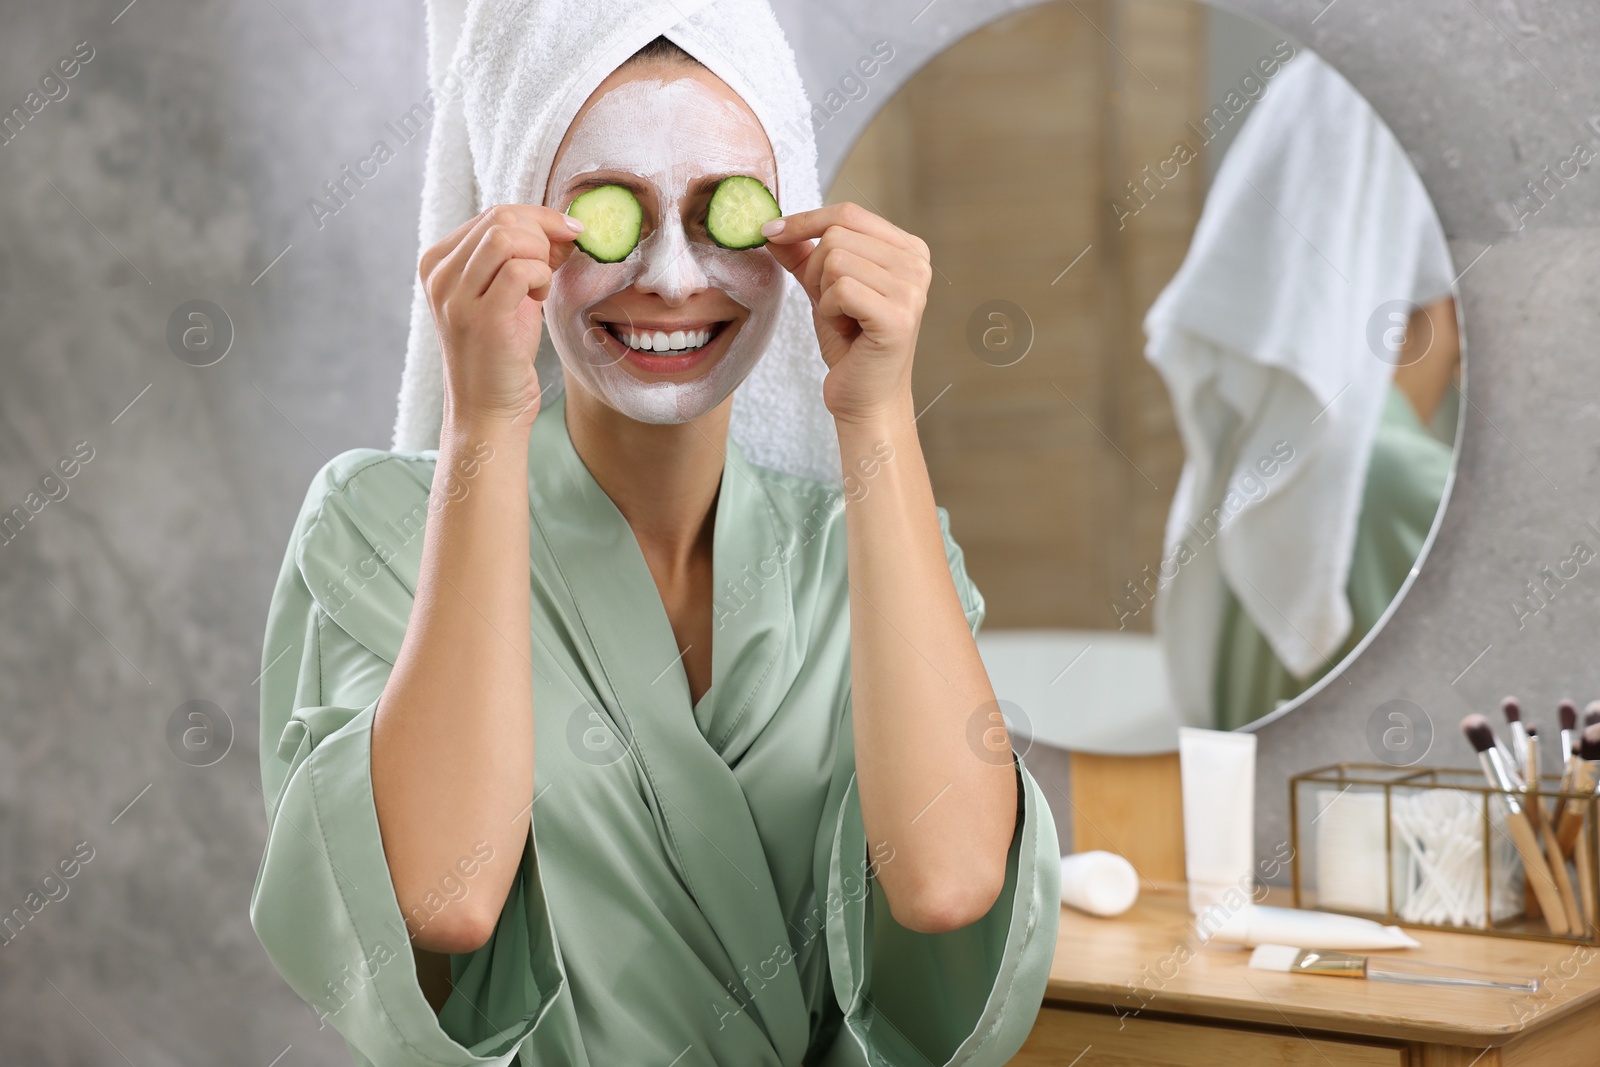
1298, 773, 1522, 928
1288, 763, 1596, 945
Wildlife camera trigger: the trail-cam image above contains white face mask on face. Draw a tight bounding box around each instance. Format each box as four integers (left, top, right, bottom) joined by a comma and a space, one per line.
543, 74, 786, 424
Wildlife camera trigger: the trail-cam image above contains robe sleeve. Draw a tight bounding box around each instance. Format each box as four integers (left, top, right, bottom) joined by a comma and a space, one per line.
814, 506, 1062, 1067
250, 452, 566, 1067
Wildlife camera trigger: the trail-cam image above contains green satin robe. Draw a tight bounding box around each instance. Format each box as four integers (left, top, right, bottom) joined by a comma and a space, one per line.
250, 390, 1060, 1067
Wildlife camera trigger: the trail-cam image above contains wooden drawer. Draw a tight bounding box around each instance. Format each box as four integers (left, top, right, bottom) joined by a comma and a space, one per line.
1009, 1006, 1408, 1067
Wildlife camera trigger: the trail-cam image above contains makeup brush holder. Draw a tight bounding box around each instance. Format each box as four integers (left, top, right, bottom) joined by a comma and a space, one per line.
1290, 763, 1600, 945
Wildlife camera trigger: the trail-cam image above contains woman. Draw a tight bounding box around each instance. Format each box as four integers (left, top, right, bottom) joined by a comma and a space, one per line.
251, 4, 1058, 1065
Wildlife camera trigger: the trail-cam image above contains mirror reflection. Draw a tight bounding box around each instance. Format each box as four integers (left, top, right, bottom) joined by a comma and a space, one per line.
829, 2, 1461, 744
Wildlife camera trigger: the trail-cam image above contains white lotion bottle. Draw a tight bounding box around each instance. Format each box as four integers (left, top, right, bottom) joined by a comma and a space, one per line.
1179, 727, 1257, 915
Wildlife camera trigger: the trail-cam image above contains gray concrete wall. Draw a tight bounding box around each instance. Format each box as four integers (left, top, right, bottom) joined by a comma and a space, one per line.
0, 1, 426, 1061
0, 0, 1596, 1061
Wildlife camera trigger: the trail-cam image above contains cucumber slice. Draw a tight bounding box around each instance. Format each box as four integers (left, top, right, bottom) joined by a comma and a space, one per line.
706, 176, 781, 249
567, 184, 643, 262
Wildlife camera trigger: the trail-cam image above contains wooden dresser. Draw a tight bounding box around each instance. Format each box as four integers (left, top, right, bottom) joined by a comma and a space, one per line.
1010, 889, 1600, 1066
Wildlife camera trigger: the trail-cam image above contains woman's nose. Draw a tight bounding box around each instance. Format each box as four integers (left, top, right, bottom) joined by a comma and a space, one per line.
634, 210, 708, 305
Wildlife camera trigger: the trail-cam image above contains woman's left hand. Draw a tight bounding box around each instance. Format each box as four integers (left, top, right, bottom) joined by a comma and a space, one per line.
761, 202, 933, 425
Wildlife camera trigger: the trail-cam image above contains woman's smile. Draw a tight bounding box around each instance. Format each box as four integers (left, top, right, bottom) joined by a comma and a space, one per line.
589, 313, 741, 377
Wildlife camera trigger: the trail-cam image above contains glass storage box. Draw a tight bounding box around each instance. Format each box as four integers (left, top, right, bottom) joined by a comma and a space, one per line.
1290, 763, 1600, 945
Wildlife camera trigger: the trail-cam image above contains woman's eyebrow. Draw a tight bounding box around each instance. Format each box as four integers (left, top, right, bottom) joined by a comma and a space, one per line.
566, 174, 648, 196
562, 172, 771, 198
690, 173, 759, 194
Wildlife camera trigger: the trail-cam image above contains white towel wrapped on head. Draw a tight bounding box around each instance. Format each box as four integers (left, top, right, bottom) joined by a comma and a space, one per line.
394, 0, 840, 486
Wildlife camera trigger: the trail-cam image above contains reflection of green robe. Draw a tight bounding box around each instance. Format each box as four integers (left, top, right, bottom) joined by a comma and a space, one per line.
250, 390, 1060, 1067
1213, 385, 1454, 730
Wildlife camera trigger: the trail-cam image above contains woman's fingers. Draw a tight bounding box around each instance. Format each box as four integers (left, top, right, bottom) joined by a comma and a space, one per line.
484, 256, 554, 318
764, 201, 921, 255
818, 246, 900, 303
763, 205, 929, 307
462, 222, 549, 299
815, 230, 928, 298
418, 208, 491, 283
424, 205, 517, 296
804, 234, 928, 317
463, 205, 584, 297
426, 204, 583, 305
817, 275, 889, 334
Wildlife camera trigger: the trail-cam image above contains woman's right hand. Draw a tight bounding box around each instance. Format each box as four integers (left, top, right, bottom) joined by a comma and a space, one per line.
419, 204, 585, 431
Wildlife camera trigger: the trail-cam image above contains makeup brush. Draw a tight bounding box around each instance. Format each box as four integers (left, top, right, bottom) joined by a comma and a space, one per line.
1523, 721, 1549, 929
1582, 721, 1600, 764
1573, 813, 1598, 935
1560, 700, 1579, 777
1572, 722, 1600, 932
1483, 701, 1524, 790
1584, 701, 1600, 729
1557, 727, 1600, 932
1503, 697, 1531, 779
1559, 725, 1600, 845
1555, 716, 1600, 934
1555, 700, 1581, 825
1522, 723, 1552, 925
1249, 944, 1539, 992
1462, 714, 1570, 934
1526, 726, 1583, 932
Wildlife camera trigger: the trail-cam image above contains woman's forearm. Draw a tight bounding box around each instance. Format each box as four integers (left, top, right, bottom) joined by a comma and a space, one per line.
371, 416, 534, 953
838, 395, 1018, 935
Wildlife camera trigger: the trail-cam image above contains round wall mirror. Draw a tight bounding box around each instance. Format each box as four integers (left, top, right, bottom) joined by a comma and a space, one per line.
826, 1, 1462, 752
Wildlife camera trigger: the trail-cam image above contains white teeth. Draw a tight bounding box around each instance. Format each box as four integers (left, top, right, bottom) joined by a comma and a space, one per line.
611, 324, 718, 354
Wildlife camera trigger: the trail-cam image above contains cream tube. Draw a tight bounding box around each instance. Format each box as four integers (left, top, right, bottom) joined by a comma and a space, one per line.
1179, 727, 1257, 915
1059, 851, 1140, 917
1197, 904, 1421, 949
